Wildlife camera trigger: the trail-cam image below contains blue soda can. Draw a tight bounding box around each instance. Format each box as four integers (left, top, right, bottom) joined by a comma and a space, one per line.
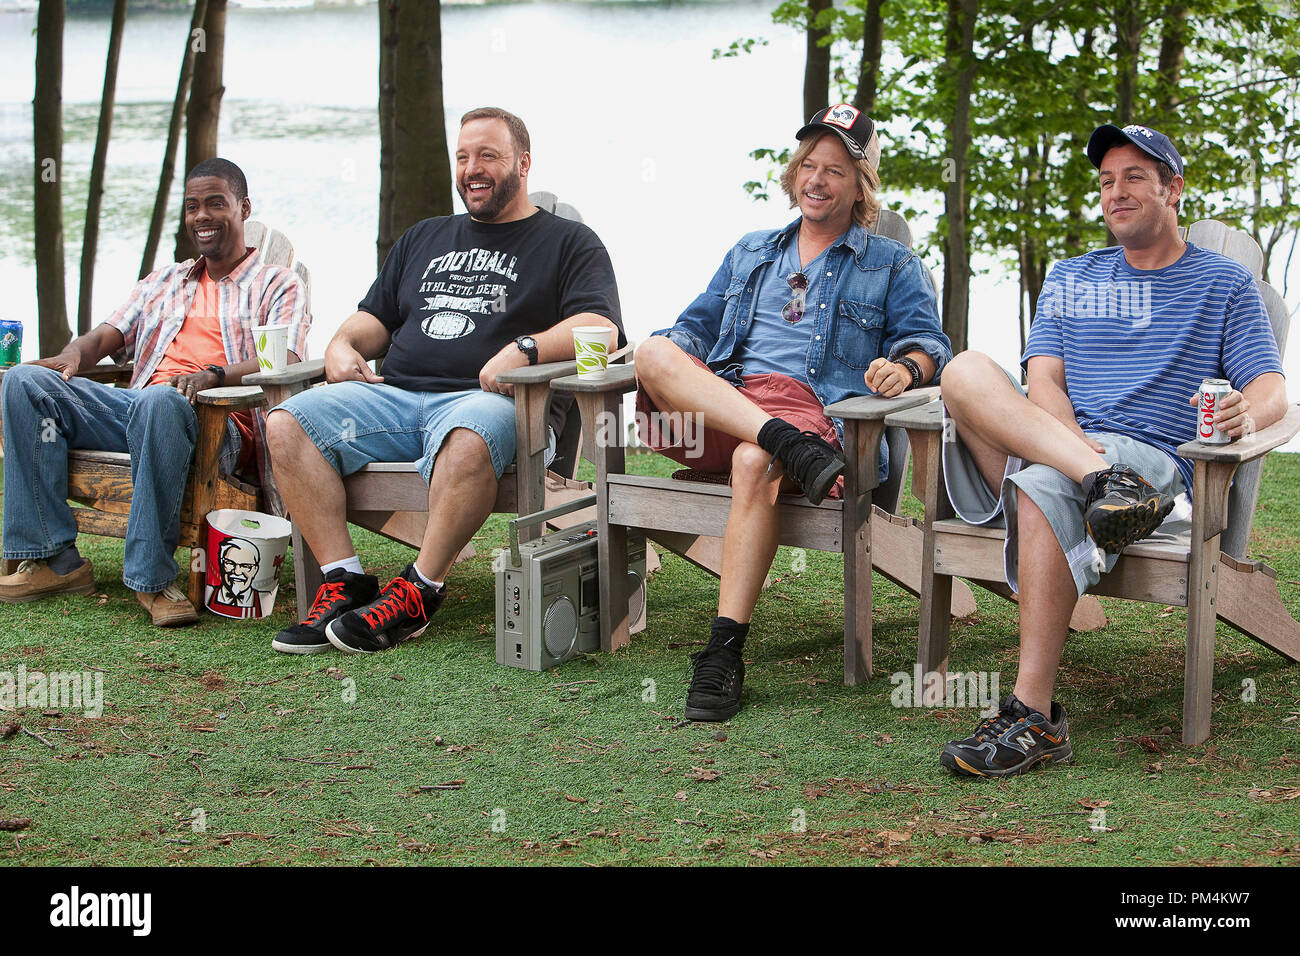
0, 320, 22, 368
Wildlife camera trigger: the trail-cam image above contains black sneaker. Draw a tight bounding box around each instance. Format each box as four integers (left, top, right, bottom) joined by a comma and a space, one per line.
758, 420, 844, 505
1083, 464, 1175, 553
684, 637, 745, 722
940, 694, 1072, 777
326, 564, 446, 654
271, 568, 379, 655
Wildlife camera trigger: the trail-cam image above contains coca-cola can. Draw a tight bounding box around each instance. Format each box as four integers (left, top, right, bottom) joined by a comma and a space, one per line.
1197, 378, 1232, 445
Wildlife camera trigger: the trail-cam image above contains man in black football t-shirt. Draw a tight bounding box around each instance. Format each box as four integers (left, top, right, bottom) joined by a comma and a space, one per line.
268, 107, 622, 655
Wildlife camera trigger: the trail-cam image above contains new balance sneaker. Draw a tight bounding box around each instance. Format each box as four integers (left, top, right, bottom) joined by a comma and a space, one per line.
940, 694, 1072, 777
272, 568, 380, 654
757, 419, 845, 505
1083, 464, 1175, 553
325, 565, 446, 654
684, 636, 746, 722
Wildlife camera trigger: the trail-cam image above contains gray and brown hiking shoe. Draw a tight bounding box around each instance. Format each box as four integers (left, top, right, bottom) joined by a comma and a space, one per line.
1083, 464, 1174, 553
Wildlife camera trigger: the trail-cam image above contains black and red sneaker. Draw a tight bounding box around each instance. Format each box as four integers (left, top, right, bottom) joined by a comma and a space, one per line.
940, 694, 1072, 777
326, 564, 446, 654
271, 568, 379, 655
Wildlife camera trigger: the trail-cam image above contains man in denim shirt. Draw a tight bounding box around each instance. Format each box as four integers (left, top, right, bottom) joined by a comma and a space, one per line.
635, 105, 952, 721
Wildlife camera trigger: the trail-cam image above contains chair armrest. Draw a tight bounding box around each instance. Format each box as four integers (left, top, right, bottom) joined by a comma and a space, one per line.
885, 400, 945, 430
243, 358, 326, 388
825, 386, 938, 421
195, 385, 267, 410
76, 361, 135, 384
551, 362, 637, 395
497, 358, 579, 385
1176, 404, 1300, 463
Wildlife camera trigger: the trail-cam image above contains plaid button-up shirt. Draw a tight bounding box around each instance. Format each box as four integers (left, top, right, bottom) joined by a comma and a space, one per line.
103, 251, 310, 496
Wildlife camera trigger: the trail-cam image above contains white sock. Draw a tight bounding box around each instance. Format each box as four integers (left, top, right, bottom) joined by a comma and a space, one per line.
411, 564, 443, 589
321, 555, 363, 575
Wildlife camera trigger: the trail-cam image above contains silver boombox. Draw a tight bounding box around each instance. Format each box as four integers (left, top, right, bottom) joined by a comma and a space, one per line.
496, 495, 647, 671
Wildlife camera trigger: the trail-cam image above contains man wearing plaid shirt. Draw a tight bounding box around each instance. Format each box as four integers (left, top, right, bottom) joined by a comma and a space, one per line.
0, 159, 309, 626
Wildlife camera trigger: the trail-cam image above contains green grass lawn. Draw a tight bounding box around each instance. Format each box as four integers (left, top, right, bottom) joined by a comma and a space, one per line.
1, 453, 1298, 867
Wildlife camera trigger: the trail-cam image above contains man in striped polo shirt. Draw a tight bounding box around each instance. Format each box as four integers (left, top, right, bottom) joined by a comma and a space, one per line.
0, 159, 309, 626
934, 124, 1287, 776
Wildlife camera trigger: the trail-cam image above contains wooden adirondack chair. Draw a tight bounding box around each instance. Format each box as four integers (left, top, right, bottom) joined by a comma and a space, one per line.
886, 220, 1300, 745
550, 210, 984, 681
0, 221, 308, 608
245, 192, 621, 621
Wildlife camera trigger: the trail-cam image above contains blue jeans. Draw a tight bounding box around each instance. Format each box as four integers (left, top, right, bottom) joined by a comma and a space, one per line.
1, 365, 238, 593
273, 381, 519, 481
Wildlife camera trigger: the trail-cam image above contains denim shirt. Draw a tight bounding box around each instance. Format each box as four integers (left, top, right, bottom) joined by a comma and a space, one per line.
651, 217, 952, 482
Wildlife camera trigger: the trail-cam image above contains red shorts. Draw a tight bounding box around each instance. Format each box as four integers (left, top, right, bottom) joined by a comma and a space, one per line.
634, 354, 844, 499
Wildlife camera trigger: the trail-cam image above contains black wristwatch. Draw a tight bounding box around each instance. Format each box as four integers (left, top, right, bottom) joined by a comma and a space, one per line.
203, 364, 226, 386
514, 335, 539, 366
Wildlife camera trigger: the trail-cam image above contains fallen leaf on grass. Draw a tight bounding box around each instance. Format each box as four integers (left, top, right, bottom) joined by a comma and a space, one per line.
1248, 786, 1300, 802
0, 722, 19, 740
879, 830, 912, 844
749, 848, 780, 859
673, 791, 688, 801
685, 766, 720, 782
564, 794, 588, 803
0, 818, 31, 831
1078, 798, 1112, 809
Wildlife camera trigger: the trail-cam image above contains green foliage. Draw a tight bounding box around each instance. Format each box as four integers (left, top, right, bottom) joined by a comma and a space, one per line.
733, 0, 1300, 327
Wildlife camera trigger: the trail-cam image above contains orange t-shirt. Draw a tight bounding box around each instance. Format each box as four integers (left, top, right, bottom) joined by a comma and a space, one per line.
149, 269, 255, 472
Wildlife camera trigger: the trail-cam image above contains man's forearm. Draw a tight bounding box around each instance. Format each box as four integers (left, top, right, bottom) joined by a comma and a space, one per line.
533, 313, 617, 364
332, 311, 392, 360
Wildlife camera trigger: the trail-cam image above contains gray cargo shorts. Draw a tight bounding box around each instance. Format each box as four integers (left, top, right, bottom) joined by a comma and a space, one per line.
940, 367, 1188, 597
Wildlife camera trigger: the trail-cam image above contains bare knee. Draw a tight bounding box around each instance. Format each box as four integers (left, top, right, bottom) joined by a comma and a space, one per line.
940, 351, 1002, 414
633, 336, 687, 386
438, 427, 494, 474
729, 441, 780, 502
265, 408, 308, 459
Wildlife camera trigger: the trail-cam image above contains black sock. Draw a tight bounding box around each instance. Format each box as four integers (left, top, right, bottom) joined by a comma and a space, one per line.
48, 545, 83, 575
756, 418, 799, 456
709, 616, 749, 653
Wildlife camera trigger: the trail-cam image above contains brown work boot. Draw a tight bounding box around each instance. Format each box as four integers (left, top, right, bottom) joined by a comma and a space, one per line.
134, 584, 200, 627
0, 558, 96, 604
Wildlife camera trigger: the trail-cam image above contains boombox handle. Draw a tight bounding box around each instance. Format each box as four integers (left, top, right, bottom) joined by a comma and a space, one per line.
508, 494, 598, 567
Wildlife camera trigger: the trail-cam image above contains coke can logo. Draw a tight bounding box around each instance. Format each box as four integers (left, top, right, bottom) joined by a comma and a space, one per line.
1199, 392, 1216, 439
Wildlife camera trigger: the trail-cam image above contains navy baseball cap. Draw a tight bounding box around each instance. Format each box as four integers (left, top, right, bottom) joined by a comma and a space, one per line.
797, 104, 878, 167
1087, 123, 1184, 176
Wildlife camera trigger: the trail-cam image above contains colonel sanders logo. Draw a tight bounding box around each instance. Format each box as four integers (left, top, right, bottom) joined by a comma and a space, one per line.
205, 536, 276, 619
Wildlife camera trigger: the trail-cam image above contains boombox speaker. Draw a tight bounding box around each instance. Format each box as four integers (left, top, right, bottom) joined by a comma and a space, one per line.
496, 495, 647, 671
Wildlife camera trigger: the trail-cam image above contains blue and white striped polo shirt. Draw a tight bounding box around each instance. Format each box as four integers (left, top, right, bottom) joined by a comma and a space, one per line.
1024, 242, 1284, 488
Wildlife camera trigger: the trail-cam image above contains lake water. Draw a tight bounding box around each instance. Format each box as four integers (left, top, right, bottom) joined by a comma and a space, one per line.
0, 0, 1294, 449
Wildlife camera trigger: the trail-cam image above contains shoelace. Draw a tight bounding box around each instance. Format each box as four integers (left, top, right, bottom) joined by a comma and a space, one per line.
689, 646, 740, 695
1099, 466, 1148, 498
360, 577, 426, 630
158, 585, 188, 603
767, 429, 836, 481
15, 559, 39, 575
303, 582, 347, 626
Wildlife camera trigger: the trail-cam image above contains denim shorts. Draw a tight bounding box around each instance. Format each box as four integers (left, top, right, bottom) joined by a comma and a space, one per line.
273, 381, 518, 482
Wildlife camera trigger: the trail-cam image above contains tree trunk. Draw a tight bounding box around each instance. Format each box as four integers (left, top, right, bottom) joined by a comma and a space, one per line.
1115, 0, 1142, 125
1155, 3, 1187, 119
853, 0, 885, 113
78, 0, 127, 336
174, 0, 227, 263
389, 0, 452, 243
940, 0, 978, 356
803, 0, 833, 121
140, 0, 209, 279
34, 0, 69, 358
377, 0, 397, 270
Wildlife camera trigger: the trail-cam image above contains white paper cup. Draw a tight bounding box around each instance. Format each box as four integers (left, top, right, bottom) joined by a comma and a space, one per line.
573, 326, 611, 379
253, 324, 289, 373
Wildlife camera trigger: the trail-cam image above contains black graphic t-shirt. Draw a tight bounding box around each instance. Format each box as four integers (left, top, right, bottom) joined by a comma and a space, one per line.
359, 209, 623, 392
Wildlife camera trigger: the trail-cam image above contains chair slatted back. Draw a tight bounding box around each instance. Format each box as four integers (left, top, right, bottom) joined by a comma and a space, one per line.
1184, 220, 1291, 559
